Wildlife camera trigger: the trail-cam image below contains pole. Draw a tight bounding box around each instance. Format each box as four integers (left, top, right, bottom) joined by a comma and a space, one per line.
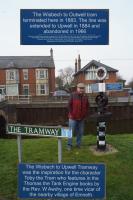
17, 135, 22, 163
97, 121, 106, 150
58, 138, 62, 163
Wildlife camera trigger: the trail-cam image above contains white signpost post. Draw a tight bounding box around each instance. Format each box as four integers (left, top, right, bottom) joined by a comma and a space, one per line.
7, 124, 72, 163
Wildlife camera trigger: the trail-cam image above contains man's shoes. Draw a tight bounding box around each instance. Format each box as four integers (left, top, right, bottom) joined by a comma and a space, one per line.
67, 145, 81, 150
76, 144, 81, 149
67, 145, 72, 151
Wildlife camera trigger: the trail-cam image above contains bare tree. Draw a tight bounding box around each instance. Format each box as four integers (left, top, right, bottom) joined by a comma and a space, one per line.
128, 78, 133, 89
116, 73, 126, 86
58, 66, 74, 89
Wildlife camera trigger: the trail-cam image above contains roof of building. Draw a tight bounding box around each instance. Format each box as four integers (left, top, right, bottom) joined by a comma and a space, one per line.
74, 59, 118, 76
0, 56, 55, 69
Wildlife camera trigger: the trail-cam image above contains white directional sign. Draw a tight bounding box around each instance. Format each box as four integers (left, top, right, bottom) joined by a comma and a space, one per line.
7, 124, 72, 138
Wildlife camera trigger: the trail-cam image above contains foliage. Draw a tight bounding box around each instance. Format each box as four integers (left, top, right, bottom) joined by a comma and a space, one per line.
55, 76, 64, 89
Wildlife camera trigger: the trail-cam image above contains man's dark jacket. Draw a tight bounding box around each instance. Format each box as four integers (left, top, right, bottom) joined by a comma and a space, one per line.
68, 92, 89, 120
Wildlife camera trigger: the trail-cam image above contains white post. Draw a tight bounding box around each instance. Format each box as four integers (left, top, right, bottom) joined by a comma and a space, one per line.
58, 138, 62, 163
17, 135, 22, 163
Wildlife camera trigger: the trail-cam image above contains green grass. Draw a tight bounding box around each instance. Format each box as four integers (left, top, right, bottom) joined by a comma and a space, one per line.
0, 134, 133, 200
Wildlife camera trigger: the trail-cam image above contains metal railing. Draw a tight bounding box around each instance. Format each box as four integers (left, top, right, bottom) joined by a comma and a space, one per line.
3, 95, 133, 104
88, 96, 133, 103
5, 95, 32, 104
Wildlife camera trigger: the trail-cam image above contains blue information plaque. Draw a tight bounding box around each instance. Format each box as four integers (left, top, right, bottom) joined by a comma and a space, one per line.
18, 163, 106, 199
106, 83, 123, 91
20, 9, 109, 45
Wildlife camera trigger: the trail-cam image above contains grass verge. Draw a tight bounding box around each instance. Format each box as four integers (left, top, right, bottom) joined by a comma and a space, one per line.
0, 134, 133, 200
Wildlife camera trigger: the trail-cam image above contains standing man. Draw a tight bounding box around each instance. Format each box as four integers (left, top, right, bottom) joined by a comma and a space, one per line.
67, 83, 89, 150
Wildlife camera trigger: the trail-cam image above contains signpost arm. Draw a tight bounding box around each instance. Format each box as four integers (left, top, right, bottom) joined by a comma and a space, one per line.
58, 138, 62, 163
17, 135, 22, 163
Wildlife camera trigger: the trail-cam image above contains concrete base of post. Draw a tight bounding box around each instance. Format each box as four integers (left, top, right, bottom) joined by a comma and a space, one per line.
89, 144, 118, 156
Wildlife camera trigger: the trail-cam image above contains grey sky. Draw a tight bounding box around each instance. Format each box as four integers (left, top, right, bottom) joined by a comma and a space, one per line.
0, 0, 133, 83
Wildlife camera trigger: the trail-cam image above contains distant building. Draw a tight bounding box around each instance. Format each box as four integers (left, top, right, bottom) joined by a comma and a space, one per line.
0, 49, 55, 97
73, 55, 119, 93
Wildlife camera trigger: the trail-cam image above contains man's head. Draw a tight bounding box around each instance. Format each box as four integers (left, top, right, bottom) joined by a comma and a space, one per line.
77, 83, 85, 94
